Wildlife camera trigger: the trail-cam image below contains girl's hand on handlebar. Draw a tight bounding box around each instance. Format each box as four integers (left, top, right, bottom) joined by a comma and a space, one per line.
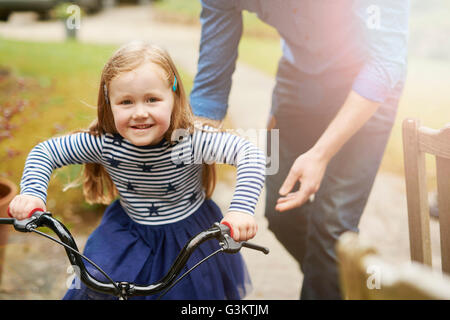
8, 194, 46, 220
221, 211, 257, 242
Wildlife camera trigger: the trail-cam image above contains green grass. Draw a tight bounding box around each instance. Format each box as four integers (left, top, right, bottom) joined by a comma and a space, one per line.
0, 39, 117, 229
152, 0, 201, 21
238, 36, 281, 76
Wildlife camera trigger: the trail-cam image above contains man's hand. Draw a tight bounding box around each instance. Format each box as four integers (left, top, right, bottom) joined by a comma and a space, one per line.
276, 149, 328, 212
275, 90, 380, 212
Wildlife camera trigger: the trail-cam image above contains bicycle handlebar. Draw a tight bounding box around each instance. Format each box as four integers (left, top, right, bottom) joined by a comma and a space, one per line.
0, 210, 269, 298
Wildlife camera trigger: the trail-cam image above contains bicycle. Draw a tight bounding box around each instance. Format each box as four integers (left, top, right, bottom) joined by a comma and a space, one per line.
0, 210, 269, 300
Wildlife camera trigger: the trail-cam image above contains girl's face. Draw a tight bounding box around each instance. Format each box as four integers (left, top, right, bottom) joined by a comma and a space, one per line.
108, 62, 174, 146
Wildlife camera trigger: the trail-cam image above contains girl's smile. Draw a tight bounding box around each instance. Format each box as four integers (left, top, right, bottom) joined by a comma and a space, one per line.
130, 123, 154, 132
108, 62, 174, 146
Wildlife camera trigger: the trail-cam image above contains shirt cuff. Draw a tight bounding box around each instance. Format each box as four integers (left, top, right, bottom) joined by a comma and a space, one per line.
351, 65, 390, 104
20, 189, 47, 205
190, 96, 228, 121
228, 203, 255, 216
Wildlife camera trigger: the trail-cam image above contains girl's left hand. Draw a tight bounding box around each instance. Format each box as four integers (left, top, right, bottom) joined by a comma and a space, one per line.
220, 211, 258, 242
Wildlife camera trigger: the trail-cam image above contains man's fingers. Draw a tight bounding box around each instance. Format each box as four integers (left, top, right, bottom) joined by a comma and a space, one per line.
275, 196, 304, 212
279, 169, 301, 196
276, 192, 297, 204
275, 188, 315, 212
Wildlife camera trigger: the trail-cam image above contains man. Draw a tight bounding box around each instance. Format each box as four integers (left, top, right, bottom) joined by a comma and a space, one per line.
190, 0, 409, 299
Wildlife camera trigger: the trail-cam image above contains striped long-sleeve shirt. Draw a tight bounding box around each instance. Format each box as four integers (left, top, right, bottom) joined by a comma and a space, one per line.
20, 126, 266, 225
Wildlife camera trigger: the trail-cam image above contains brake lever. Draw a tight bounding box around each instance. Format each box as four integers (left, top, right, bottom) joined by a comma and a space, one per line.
213, 223, 269, 255
13, 211, 51, 233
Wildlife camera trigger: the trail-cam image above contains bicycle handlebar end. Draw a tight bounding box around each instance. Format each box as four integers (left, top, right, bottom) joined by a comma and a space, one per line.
242, 242, 270, 255
0, 218, 15, 225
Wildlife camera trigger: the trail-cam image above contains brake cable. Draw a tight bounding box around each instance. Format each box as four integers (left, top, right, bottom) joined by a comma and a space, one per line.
157, 247, 224, 300
29, 228, 125, 299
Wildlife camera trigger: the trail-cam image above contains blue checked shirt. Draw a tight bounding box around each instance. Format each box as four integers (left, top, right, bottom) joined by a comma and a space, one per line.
190, 0, 409, 120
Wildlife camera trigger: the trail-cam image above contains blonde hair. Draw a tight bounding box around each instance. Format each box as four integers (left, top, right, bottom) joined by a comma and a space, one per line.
83, 41, 216, 204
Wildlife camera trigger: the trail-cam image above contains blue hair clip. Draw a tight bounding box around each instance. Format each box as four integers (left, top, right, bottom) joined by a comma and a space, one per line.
172, 75, 177, 92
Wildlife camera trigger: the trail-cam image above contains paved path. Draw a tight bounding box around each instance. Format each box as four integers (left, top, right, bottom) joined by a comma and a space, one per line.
0, 5, 442, 300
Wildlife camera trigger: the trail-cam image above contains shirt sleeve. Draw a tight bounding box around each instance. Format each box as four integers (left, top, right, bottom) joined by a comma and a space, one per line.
20, 132, 104, 203
189, 0, 243, 121
192, 126, 266, 215
352, 0, 409, 103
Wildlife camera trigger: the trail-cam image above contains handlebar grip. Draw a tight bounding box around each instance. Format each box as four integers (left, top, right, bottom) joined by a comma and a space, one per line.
220, 221, 233, 238
7, 207, 44, 219
27, 208, 45, 218
0, 218, 15, 225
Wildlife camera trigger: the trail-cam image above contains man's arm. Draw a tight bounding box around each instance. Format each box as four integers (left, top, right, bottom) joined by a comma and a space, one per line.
352, 0, 409, 103
276, 91, 379, 211
276, 0, 409, 211
190, 0, 243, 123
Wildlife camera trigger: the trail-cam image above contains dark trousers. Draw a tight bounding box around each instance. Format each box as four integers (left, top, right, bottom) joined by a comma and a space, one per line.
265, 58, 401, 299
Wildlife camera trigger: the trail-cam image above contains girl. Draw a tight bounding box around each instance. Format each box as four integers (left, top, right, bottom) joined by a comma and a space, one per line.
7, 41, 266, 300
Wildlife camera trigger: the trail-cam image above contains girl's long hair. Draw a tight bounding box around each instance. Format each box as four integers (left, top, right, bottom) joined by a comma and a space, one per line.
83, 41, 216, 205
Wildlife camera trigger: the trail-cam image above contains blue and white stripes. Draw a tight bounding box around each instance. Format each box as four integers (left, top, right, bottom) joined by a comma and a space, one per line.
20, 126, 266, 225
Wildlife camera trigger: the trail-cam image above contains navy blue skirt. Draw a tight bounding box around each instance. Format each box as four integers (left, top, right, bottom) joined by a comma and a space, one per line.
63, 199, 251, 300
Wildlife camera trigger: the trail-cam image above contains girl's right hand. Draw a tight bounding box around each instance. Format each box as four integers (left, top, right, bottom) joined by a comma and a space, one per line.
7, 194, 46, 220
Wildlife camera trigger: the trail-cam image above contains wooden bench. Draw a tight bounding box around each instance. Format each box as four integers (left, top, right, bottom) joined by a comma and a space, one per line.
337, 232, 450, 299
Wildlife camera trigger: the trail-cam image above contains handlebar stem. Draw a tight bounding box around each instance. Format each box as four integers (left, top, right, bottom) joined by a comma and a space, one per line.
129, 224, 222, 296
